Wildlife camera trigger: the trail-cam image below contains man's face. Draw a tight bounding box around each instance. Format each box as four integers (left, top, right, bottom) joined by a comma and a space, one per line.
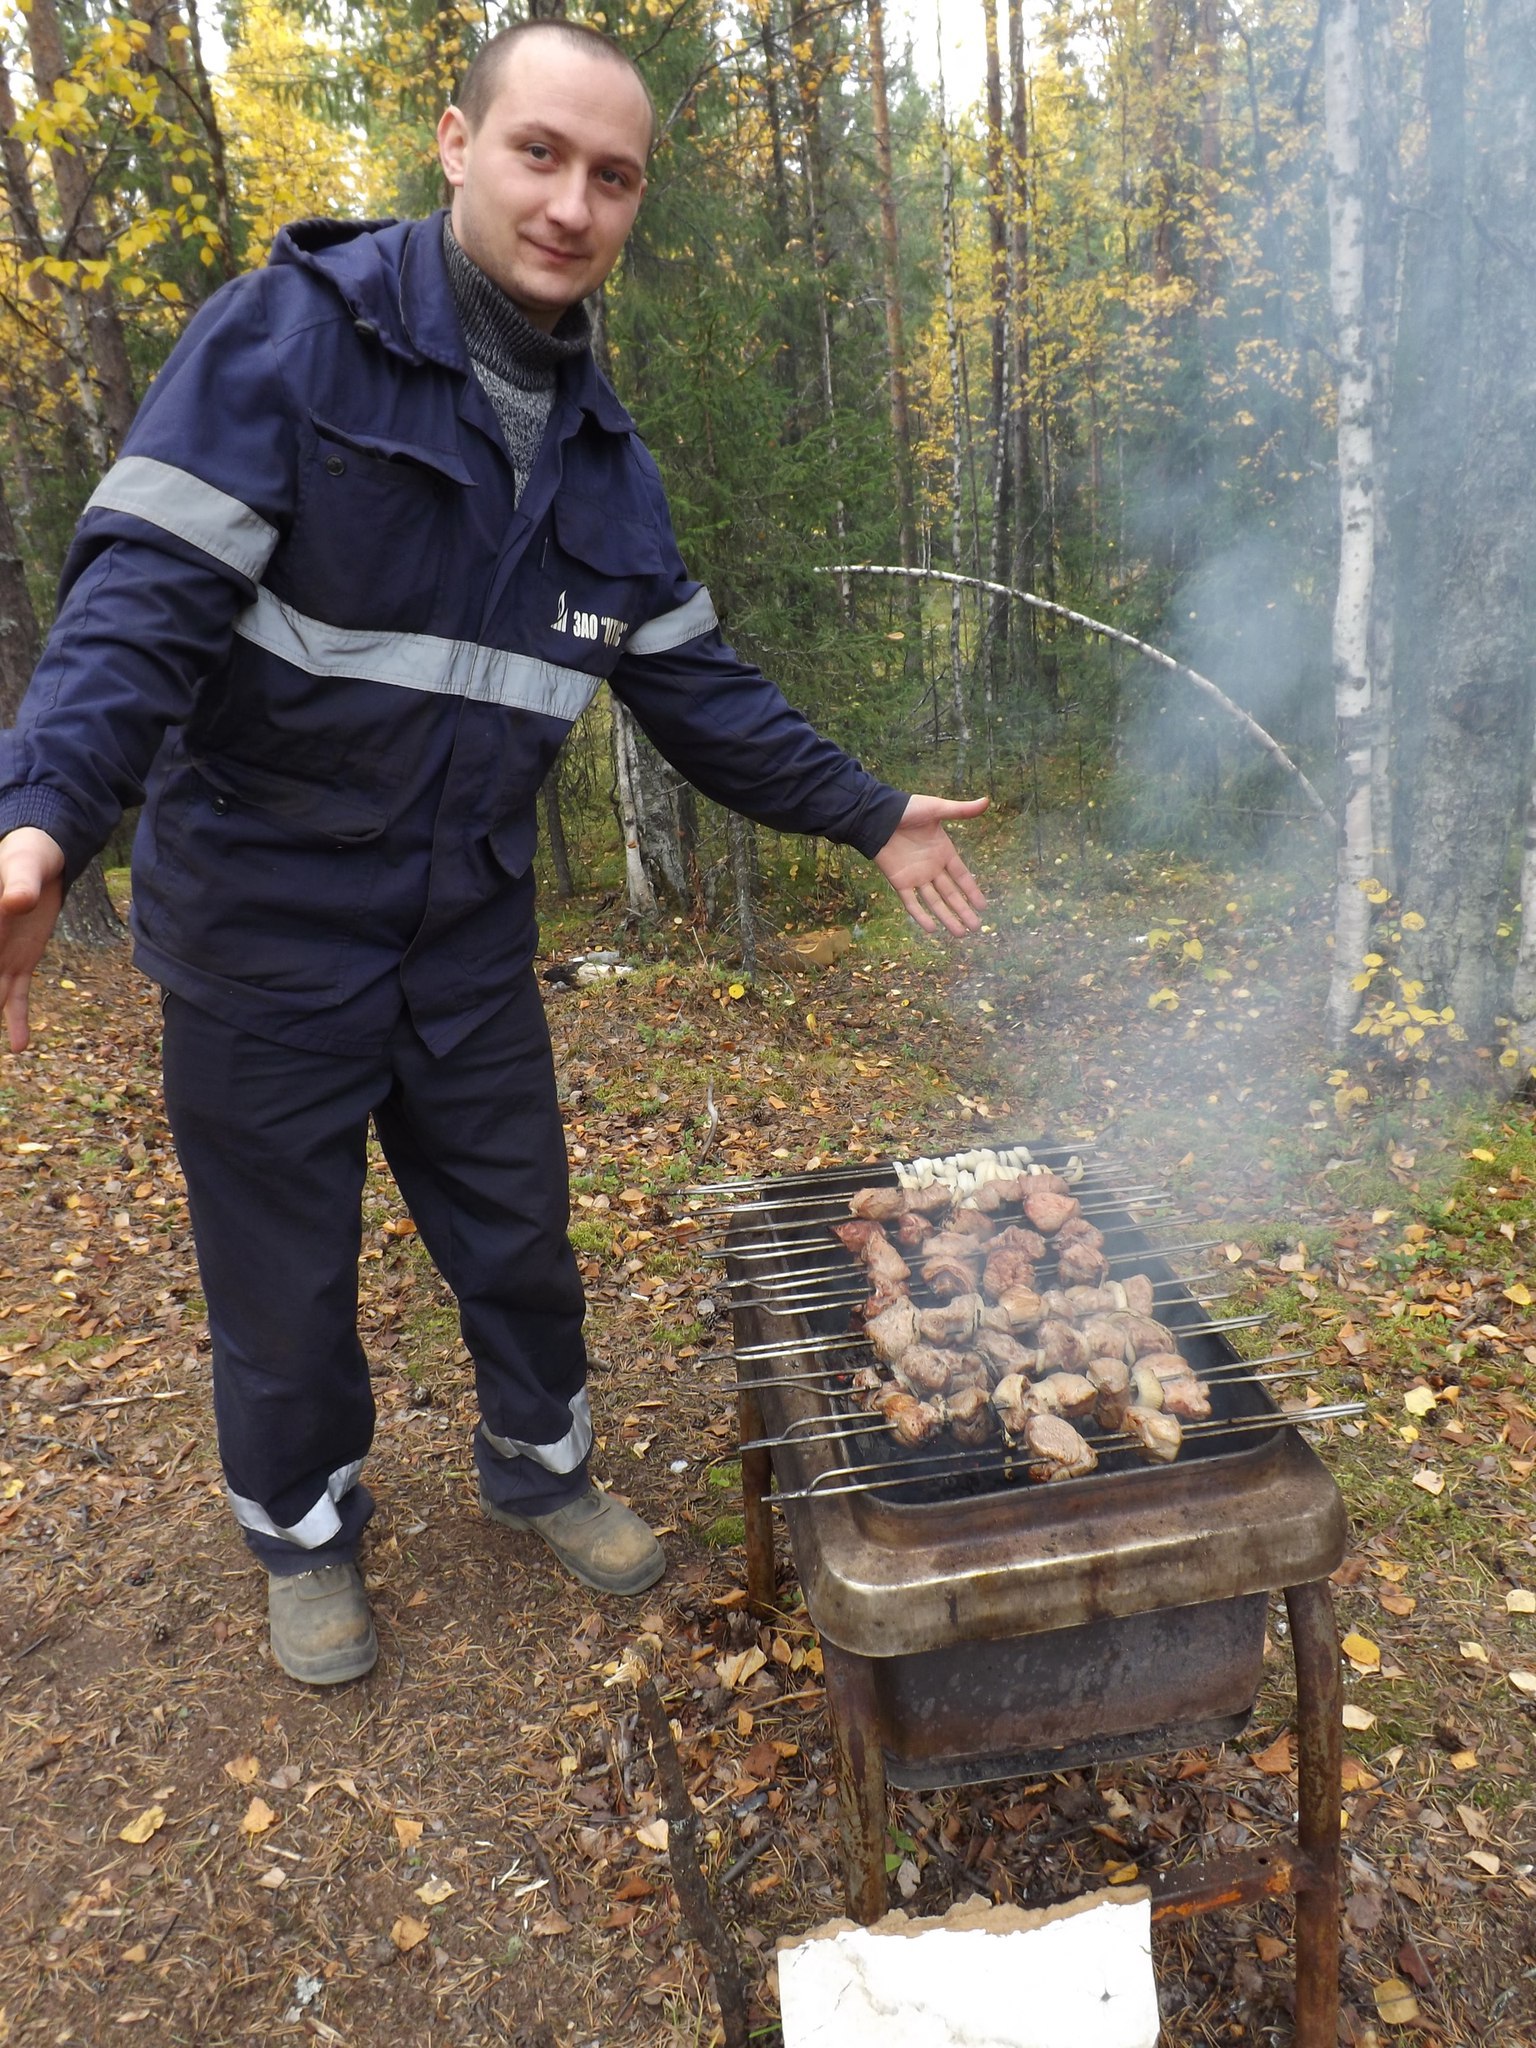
437, 40, 650, 330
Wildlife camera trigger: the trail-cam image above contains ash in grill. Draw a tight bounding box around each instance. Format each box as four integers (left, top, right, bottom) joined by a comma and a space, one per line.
689, 1140, 1353, 2048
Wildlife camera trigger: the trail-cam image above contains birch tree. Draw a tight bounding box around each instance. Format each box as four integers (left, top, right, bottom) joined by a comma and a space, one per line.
1321, 0, 1380, 1049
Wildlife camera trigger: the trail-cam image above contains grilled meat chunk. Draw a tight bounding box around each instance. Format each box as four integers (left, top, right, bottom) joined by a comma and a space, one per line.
1121, 1405, 1182, 1462
973, 1327, 1038, 1382
848, 1186, 907, 1220
864, 1296, 921, 1365
893, 1211, 936, 1250
988, 1224, 1048, 1259
1078, 1314, 1133, 1362
1036, 1318, 1092, 1374
897, 1345, 981, 1398
947, 1207, 998, 1243
944, 1384, 994, 1446
1023, 1412, 1098, 1482
1022, 1189, 1082, 1234
1122, 1273, 1155, 1317
1056, 1239, 1111, 1287
990, 1372, 1038, 1435
985, 1284, 1046, 1331
981, 1246, 1039, 1301
1157, 1375, 1211, 1421
1031, 1371, 1098, 1420
832, 1218, 887, 1255
917, 1293, 985, 1345
1054, 1217, 1106, 1252
919, 1235, 983, 1299
1086, 1354, 1131, 1397
874, 1386, 945, 1444
1111, 1312, 1177, 1357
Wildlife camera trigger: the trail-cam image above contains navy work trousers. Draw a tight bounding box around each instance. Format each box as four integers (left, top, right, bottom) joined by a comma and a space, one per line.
160, 976, 591, 1574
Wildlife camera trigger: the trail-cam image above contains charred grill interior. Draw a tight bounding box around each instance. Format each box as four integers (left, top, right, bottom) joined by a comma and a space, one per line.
687, 1140, 1351, 2048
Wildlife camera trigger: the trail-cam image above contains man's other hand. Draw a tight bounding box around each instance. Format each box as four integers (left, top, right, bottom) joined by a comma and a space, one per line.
0, 827, 66, 1052
873, 795, 988, 937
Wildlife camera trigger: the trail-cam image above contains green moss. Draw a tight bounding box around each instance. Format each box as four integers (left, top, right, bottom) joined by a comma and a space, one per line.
701, 1513, 746, 1550
707, 1461, 742, 1492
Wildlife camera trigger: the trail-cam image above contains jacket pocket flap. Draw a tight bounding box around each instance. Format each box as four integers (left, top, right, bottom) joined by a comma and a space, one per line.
309, 414, 477, 488
553, 492, 663, 574
192, 755, 387, 843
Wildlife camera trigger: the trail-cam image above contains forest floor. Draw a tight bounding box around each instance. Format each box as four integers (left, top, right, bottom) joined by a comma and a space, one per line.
2, 819, 1535, 2048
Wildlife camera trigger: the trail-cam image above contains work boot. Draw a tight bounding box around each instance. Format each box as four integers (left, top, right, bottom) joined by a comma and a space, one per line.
481, 1486, 665, 1595
267, 1562, 378, 1685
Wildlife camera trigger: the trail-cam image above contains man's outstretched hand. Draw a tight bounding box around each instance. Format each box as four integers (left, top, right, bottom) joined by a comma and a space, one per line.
873, 794, 988, 937
0, 827, 66, 1053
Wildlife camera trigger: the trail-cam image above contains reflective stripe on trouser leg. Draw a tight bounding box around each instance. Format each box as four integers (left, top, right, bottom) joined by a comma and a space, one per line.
370, 972, 592, 1517
160, 996, 382, 1572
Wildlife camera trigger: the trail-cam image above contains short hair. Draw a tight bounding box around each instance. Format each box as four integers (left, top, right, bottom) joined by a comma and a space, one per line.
455, 19, 656, 151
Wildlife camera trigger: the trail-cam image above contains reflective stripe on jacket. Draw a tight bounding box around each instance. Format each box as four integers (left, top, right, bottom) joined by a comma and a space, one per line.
0, 214, 907, 1054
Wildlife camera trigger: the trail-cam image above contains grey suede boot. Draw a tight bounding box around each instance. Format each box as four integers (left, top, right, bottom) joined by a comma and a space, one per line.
481, 1486, 665, 1594
267, 1562, 378, 1684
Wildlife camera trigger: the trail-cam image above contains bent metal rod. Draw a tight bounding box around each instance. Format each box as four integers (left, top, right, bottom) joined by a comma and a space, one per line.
764, 1403, 1369, 1505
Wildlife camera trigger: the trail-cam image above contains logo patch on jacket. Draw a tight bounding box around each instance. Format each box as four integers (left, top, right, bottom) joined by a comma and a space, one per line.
551, 590, 626, 648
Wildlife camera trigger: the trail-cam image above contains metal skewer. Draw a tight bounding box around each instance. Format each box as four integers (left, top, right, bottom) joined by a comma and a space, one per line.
711, 1311, 1270, 1373
683, 1141, 1101, 1198
765, 1402, 1367, 1504
689, 1180, 1164, 1225
706, 1207, 1188, 1262
735, 1268, 1232, 1322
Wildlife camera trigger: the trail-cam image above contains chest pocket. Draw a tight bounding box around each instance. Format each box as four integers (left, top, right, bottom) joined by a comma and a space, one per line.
532, 492, 663, 670
281, 416, 478, 631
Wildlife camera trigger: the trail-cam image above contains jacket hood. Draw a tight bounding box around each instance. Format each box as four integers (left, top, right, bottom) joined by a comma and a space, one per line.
266, 212, 634, 434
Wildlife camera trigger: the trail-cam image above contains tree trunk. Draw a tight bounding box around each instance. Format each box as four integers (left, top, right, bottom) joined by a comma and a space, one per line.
542, 756, 574, 899
789, 5, 850, 620
980, 0, 1011, 711
1005, 0, 1036, 677
1389, 0, 1465, 882
1400, 0, 1536, 1052
866, 0, 918, 583
24, 0, 139, 454
1322, 0, 1382, 1050
934, 19, 971, 782
726, 810, 758, 979
612, 702, 659, 920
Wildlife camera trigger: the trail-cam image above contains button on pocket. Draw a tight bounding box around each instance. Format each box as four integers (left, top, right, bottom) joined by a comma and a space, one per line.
210, 795, 230, 815
324, 455, 346, 476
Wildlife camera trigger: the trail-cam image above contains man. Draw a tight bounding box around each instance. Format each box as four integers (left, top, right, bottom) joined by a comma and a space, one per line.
0, 20, 985, 1685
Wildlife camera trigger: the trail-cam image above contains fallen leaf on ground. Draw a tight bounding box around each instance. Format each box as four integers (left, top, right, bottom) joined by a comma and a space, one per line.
1341, 1758, 1380, 1793
415, 1877, 456, 1905
1449, 1749, 1478, 1770
1379, 1591, 1416, 1617
1373, 1976, 1420, 2025
528, 1910, 573, 1937
1459, 1641, 1489, 1665
390, 1915, 429, 1953
118, 1806, 166, 1845
1250, 1731, 1295, 1775
1506, 1589, 1536, 1613
1411, 1470, 1445, 1496
1255, 1933, 1287, 1963
239, 1797, 276, 1837
1456, 1802, 1489, 1840
1403, 1386, 1437, 1418
1341, 1704, 1377, 1732
634, 1818, 669, 1851
1466, 1850, 1501, 1876
393, 1816, 424, 1851
255, 1866, 286, 1890
222, 1755, 260, 1786
1341, 1633, 1381, 1672
1509, 1671, 1536, 1695
715, 1646, 767, 1690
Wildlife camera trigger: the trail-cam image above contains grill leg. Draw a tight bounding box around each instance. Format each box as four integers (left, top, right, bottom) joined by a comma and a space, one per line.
1286, 1580, 1341, 2048
736, 1388, 777, 1614
821, 1641, 890, 1924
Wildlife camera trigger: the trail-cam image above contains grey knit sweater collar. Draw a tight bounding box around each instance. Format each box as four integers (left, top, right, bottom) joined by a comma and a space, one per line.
442, 220, 589, 379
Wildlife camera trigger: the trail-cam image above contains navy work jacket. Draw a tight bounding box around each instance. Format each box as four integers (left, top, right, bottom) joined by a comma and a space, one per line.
0, 215, 906, 1055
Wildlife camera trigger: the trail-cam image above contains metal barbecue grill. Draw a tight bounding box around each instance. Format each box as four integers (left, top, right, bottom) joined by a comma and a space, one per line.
688, 1142, 1349, 2048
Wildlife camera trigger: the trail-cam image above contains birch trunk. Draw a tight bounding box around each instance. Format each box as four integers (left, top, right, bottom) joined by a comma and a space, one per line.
866, 0, 918, 580
934, 20, 971, 779
612, 703, 659, 920
1321, 0, 1380, 1050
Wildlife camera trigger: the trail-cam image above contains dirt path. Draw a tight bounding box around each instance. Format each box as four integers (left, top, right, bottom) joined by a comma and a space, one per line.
2, 841, 1533, 2046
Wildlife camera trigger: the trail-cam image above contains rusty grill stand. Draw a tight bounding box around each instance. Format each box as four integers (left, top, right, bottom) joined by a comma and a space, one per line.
735, 1388, 1343, 2048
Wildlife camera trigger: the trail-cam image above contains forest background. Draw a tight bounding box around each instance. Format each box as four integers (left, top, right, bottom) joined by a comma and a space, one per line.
0, 0, 1533, 1081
